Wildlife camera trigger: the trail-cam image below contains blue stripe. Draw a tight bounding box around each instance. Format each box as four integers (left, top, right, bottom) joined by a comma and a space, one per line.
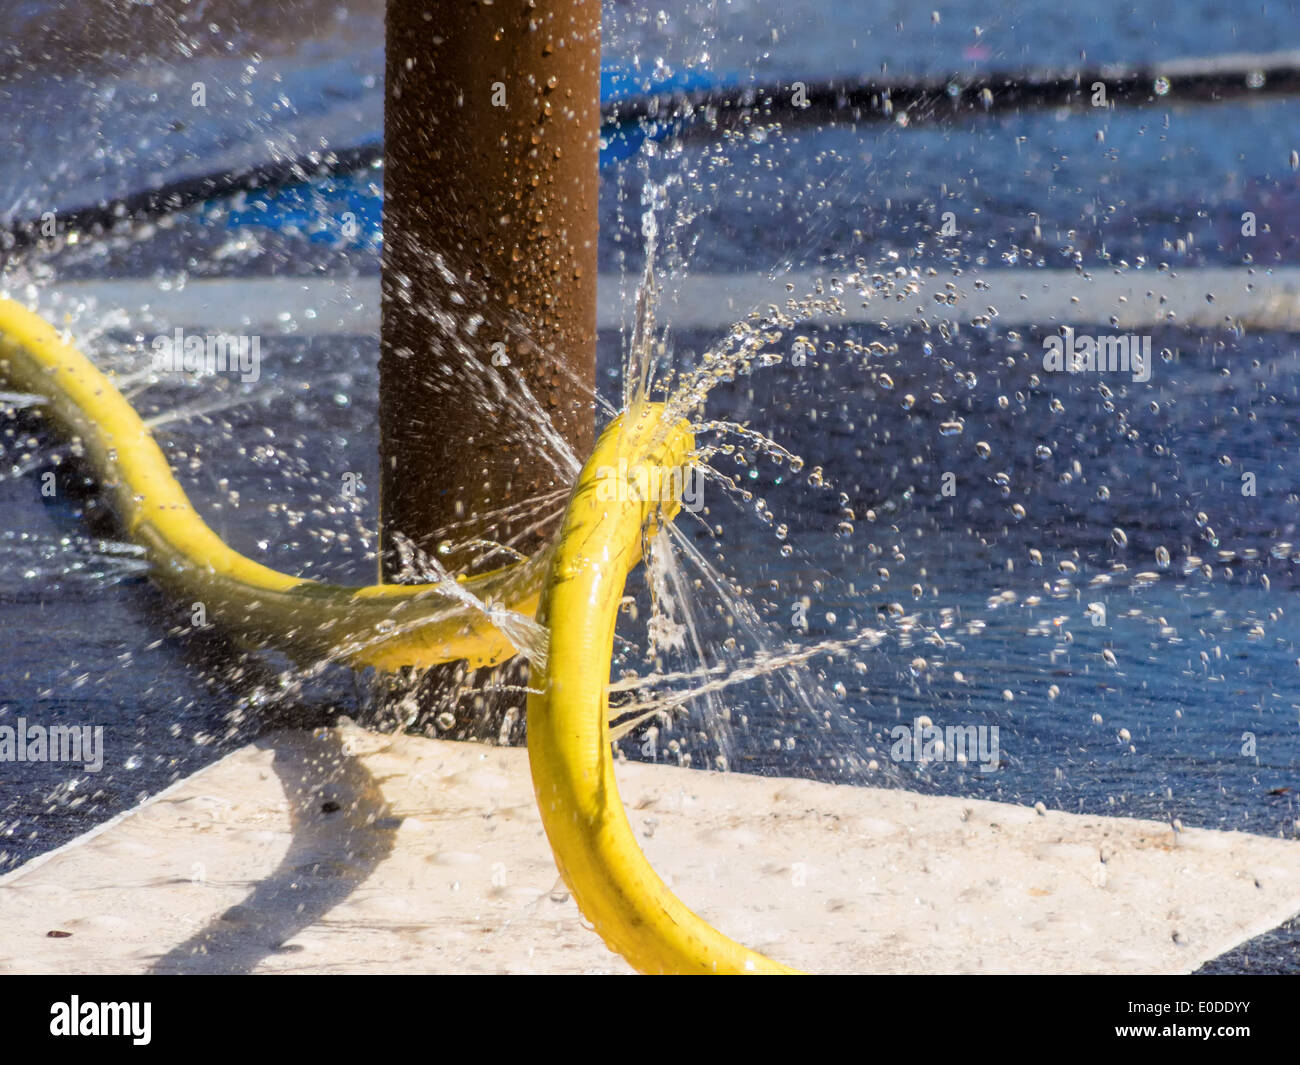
222, 68, 737, 246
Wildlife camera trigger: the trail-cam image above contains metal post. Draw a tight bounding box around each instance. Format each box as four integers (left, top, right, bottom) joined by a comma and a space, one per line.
381, 1, 600, 734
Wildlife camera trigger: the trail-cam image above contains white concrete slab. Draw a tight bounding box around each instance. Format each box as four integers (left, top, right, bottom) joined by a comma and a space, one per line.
1, 723, 1297, 974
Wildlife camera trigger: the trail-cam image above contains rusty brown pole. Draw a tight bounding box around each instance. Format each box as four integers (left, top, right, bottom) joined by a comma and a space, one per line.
381, 1, 600, 734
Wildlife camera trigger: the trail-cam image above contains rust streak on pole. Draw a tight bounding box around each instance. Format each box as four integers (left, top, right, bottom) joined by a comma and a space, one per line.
381, 1, 599, 581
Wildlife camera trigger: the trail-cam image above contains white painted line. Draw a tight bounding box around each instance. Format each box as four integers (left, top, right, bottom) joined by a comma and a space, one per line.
636, 266, 1300, 331
33, 267, 1300, 335
39, 277, 377, 337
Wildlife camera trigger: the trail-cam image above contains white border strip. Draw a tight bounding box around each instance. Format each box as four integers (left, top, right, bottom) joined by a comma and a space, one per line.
28, 267, 1300, 335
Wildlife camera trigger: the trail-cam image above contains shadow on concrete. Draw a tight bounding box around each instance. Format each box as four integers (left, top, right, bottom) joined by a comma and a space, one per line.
151, 727, 396, 973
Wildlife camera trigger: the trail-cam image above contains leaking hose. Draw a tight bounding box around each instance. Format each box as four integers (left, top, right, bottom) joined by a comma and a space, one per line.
0, 296, 797, 973
0, 295, 541, 671
526, 404, 798, 974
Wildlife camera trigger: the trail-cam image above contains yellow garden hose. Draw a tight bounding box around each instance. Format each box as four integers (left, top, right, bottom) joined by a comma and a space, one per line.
0, 296, 542, 671
0, 295, 799, 974
528, 404, 798, 973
